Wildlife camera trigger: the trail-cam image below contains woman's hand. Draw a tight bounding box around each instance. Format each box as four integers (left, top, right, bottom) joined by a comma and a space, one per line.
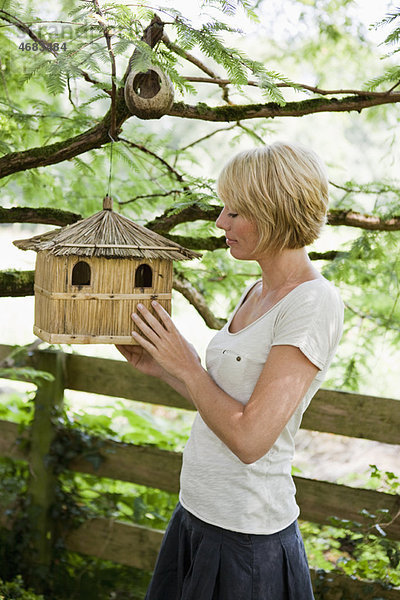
129, 301, 202, 382
115, 344, 165, 379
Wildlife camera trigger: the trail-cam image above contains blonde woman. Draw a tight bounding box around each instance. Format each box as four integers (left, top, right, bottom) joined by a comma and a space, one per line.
117, 141, 344, 600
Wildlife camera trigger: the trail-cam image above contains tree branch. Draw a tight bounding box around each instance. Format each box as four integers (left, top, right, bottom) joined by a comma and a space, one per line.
146, 205, 221, 233
0, 270, 34, 297
183, 76, 396, 97
308, 250, 349, 261
344, 301, 400, 332
0, 9, 57, 55
164, 234, 226, 251
3, 203, 399, 234
167, 93, 400, 121
124, 13, 165, 80
118, 190, 185, 205
3, 91, 400, 180
173, 273, 226, 330
178, 124, 238, 152
147, 204, 400, 234
166, 235, 350, 257
0, 117, 118, 179
162, 34, 218, 80
329, 181, 394, 194
118, 137, 185, 183
327, 210, 400, 231
0, 206, 81, 226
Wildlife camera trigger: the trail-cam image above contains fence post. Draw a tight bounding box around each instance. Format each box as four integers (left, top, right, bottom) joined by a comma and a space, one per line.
26, 350, 65, 583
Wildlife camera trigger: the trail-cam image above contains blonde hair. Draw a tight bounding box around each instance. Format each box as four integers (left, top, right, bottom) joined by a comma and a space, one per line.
216, 141, 329, 254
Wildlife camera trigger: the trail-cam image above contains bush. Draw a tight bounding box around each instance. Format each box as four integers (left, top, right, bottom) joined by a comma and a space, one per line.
0, 576, 44, 600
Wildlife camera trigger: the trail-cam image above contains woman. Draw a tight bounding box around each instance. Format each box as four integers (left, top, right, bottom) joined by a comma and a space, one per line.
117, 141, 344, 600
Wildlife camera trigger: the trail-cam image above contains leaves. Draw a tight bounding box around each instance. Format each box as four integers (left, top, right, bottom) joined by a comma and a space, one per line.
365, 66, 400, 92
0, 367, 55, 384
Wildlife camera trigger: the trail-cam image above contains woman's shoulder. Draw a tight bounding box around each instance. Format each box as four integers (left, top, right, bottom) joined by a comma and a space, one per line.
279, 277, 343, 315
290, 276, 340, 297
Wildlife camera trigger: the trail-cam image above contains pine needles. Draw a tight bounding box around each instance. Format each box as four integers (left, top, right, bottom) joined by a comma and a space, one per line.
1, 0, 293, 107
365, 7, 400, 92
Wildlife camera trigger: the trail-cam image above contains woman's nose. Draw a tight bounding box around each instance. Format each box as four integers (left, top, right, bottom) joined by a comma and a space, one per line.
216, 209, 228, 230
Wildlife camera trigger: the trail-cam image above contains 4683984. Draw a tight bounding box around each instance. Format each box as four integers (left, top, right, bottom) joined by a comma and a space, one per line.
19, 42, 67, 51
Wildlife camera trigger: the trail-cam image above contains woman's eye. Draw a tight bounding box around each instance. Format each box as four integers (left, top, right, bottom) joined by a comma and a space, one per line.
228, 212, 238, 218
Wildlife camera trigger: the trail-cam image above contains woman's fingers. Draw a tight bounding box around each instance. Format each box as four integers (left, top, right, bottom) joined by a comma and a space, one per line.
135, 303, 167, 337
150, 301, 174, 331
131, 329, 158, 355
132, 310, 163, 346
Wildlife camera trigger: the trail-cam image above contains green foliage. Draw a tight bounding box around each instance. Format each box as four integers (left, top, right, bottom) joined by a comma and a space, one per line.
301, 466, 400, 588
253, 0, 377, 91
0, 456, 28, 514
1, 383, 400, 596
375, 7, 400, 54
63, 394, 193, 450
0, 458, 31, 584
0, 391, 33, 425
368, 463, 400, 494
0, 575, 44, 600
0, 396, 180, 598
365, 65, 400, 92
58, 469, 177, 530
320, 182, 400, 392
0, 346, 55, 390
0, 0, 289, 120
0, 368, 54, 385
51, 554, 150, 600
365, 7, 400, 91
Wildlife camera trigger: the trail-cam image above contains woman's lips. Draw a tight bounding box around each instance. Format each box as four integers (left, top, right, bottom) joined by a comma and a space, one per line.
226, 238, 237, 246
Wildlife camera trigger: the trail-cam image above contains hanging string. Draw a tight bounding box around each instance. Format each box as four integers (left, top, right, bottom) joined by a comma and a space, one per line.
107, 132, 114, 198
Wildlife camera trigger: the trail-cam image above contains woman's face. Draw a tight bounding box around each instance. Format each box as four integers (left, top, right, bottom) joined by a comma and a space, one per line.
216, 205, 260, 260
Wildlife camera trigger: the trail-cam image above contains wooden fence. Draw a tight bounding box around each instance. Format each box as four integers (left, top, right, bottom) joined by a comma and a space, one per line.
0, 342, 400, 599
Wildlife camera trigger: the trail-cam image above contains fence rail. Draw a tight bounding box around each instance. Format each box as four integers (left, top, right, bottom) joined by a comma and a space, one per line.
0, 343, 400, 599
1, 418, 399, 539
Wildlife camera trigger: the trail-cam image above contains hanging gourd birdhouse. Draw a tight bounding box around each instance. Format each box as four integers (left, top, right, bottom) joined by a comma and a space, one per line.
13, 196, 199, 344
124, 65, 174, 119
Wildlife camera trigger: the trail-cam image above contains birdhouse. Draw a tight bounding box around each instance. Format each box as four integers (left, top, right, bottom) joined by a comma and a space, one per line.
124, 65, 174, 119
13, 196, 199, 344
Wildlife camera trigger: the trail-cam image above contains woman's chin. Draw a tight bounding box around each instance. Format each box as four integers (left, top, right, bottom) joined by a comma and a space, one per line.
229, 247, 250, 260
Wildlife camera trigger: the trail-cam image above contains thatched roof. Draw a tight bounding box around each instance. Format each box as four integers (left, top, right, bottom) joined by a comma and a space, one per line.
13, 197, 200, 261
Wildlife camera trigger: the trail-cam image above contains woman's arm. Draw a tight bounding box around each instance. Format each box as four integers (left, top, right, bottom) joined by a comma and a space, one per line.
185, 345, 318, 463
131, 302, 318, 464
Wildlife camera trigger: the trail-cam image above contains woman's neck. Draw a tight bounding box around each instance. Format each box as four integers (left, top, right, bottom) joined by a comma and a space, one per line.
257, 247, 321, 293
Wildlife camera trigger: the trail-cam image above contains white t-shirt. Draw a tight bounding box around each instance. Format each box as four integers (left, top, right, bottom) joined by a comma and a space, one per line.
179, 278, 344, 534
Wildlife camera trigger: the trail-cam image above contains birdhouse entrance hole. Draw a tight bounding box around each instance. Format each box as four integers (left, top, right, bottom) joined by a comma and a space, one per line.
133, 70, 161, 99
72, 261, 91, 286
135, 264, 153, 288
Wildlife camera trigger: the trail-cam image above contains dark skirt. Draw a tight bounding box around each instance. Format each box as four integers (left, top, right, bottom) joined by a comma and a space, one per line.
145, 503, 314, 600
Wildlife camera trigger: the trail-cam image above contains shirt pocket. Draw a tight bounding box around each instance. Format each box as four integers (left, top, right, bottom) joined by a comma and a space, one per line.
206, 346, 266, 404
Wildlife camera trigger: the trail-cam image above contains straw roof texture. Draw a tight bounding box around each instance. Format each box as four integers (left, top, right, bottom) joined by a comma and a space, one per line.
14, 200, 200, 261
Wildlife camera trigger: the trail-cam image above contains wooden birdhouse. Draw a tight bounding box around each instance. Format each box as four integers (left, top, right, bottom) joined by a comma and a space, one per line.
13, 196, 199, 344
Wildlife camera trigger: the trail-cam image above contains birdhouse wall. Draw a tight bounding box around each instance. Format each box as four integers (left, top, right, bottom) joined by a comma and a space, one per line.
34, 252, 68, 338
33, 252, 173, 344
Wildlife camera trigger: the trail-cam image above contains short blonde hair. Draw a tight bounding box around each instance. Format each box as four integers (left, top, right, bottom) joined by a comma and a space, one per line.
217, 141, 329, 254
